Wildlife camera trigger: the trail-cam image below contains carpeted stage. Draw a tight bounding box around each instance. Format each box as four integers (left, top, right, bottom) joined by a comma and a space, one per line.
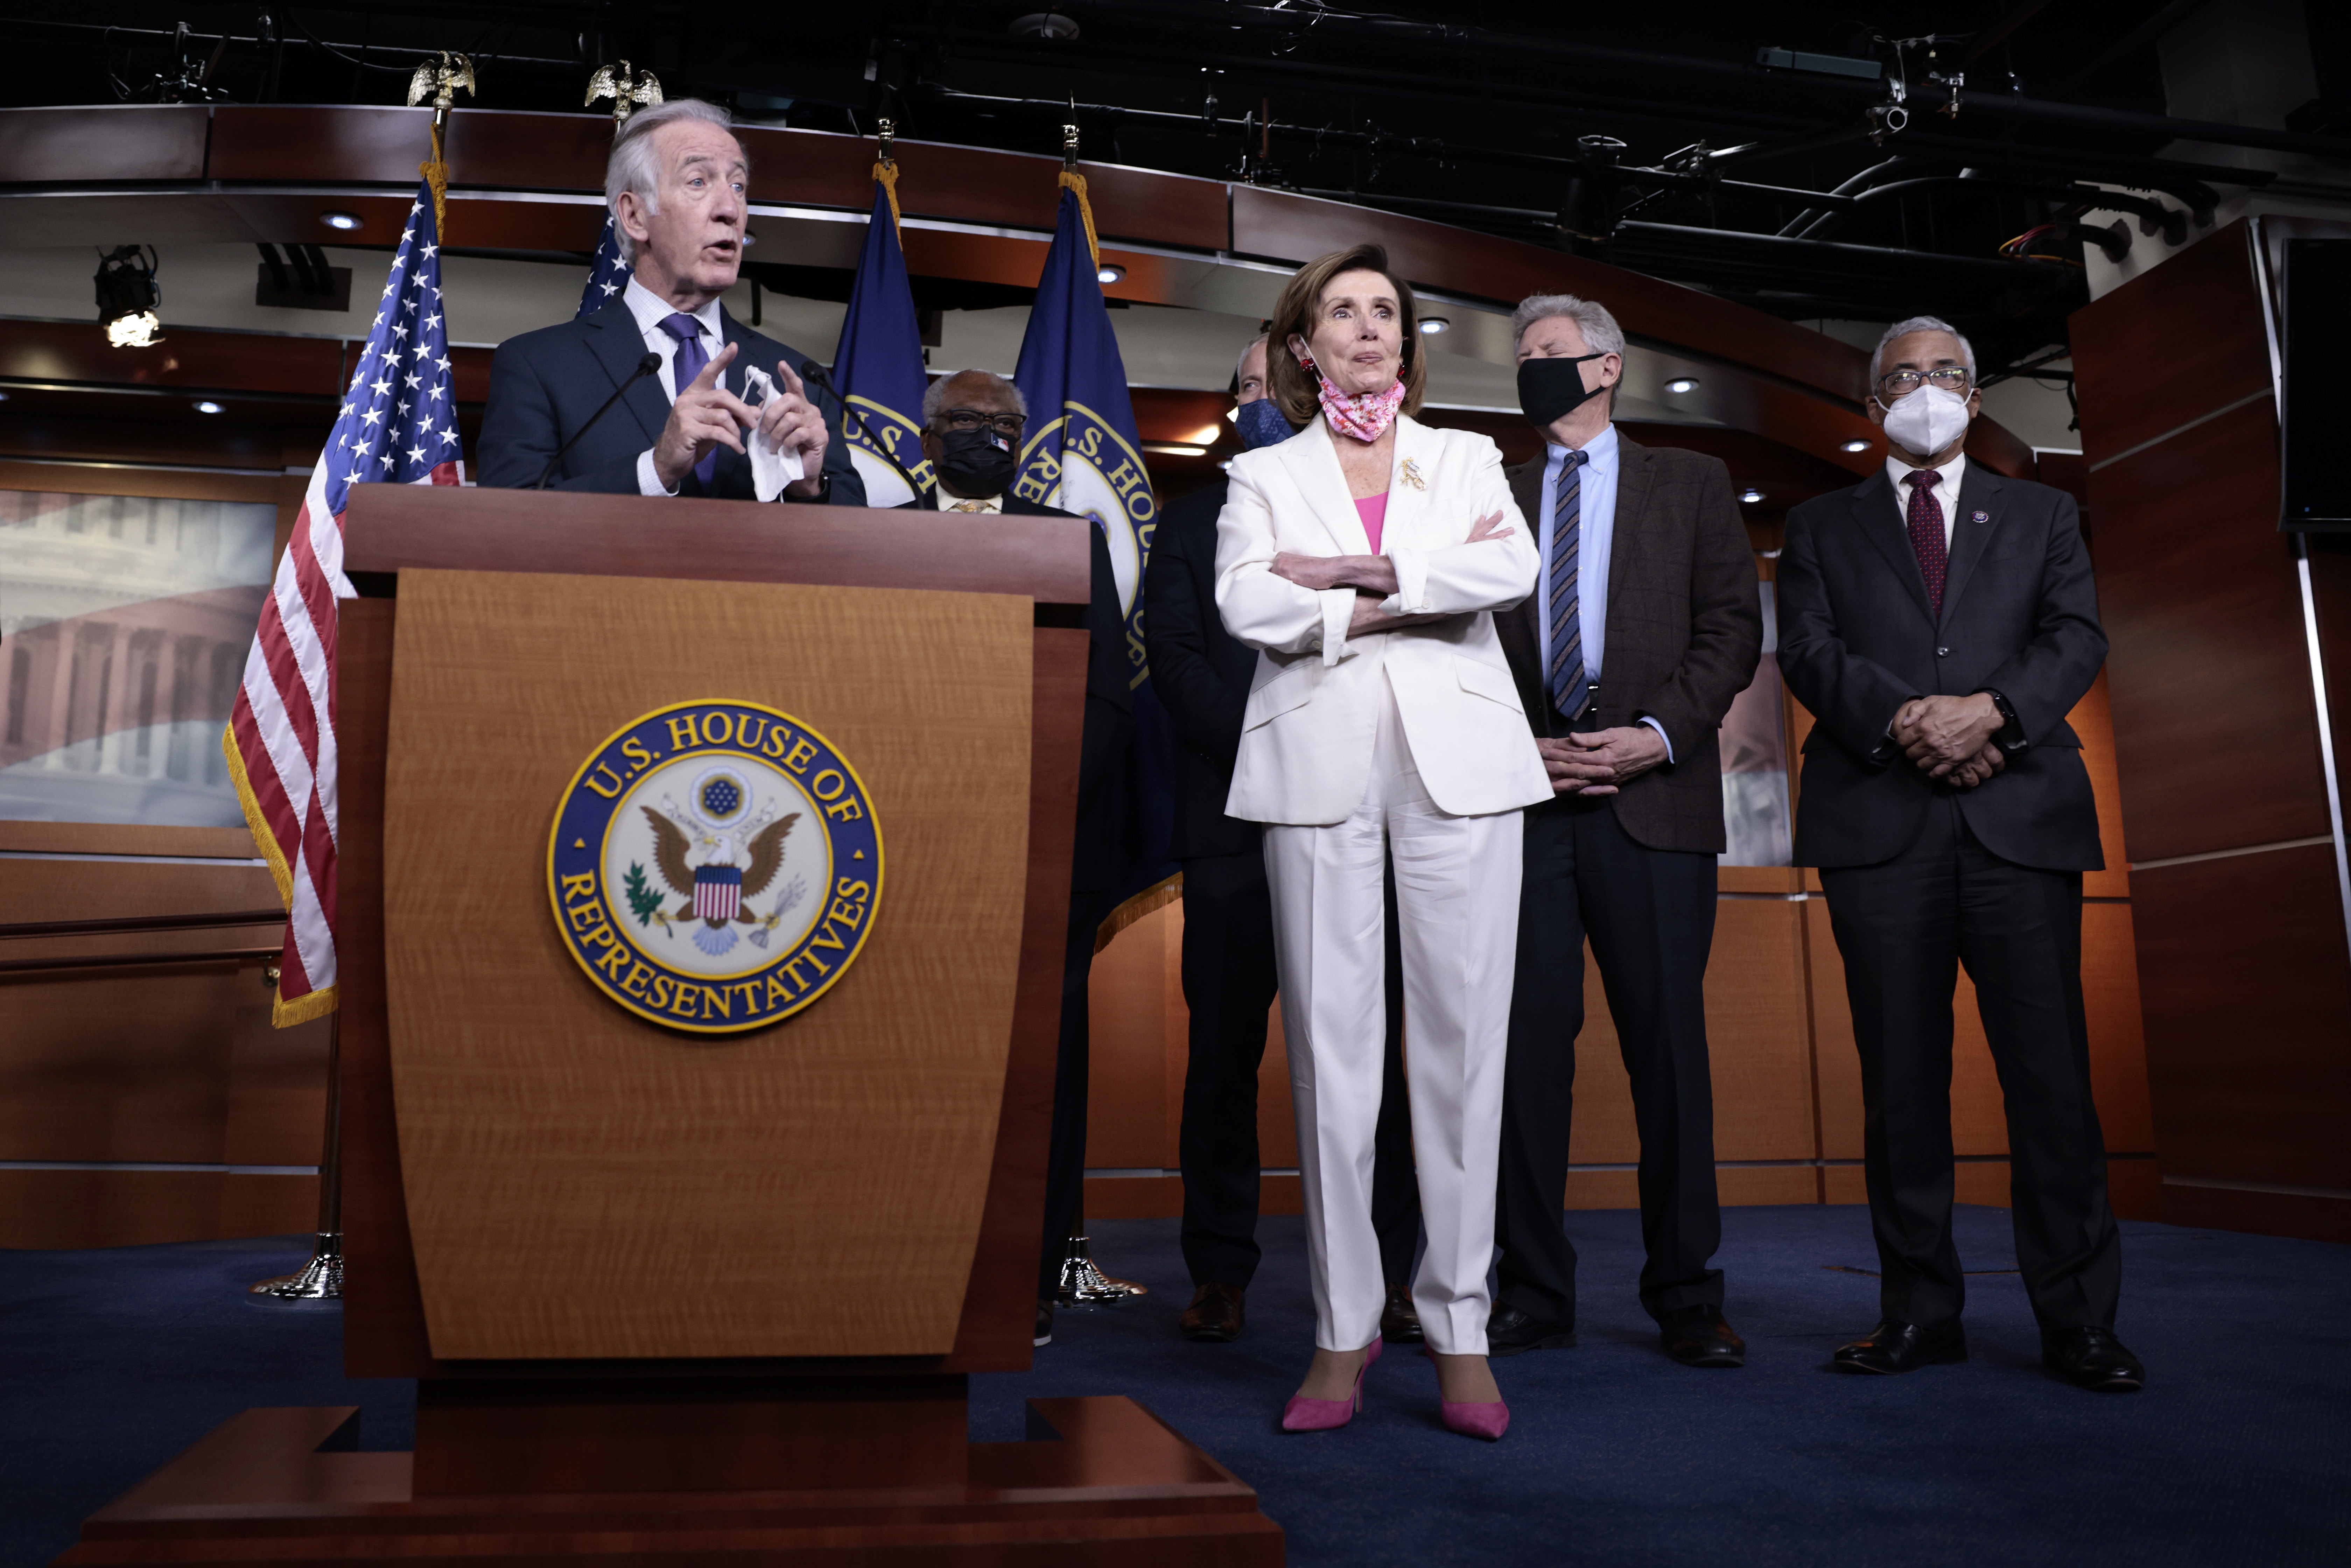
5, 1205, 2345, 1567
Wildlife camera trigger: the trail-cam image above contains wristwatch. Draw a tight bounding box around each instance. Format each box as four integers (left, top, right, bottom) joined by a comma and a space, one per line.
1979, 688, 2027, 753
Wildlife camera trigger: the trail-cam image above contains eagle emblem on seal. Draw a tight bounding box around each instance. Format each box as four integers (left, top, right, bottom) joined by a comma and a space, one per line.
639, 796, 804, 957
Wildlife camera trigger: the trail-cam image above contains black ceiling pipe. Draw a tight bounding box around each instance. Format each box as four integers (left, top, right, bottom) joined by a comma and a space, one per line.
1792, 175, 2192, 244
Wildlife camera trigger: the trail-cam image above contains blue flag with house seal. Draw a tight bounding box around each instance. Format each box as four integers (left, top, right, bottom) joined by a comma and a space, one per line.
831, 171, 933, 507
1013, 177, 1179, 931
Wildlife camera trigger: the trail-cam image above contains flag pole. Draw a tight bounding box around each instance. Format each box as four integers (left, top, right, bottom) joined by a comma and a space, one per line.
250, 995, 344, 1302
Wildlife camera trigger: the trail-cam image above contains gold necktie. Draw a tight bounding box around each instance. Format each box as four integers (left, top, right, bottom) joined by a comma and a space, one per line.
949, 499, 990, 513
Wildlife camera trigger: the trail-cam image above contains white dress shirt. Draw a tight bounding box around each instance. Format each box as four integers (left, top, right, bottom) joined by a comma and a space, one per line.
933, 490, 1003, 513
1885, 451, 1965, 546
623, 277, 724, 498
1536, 423, 1669, 757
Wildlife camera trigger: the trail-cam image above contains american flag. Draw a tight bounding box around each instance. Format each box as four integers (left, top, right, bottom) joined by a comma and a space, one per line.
578, 215, 632, 318
224, 180, 462, 1026
693, 866, 743, 923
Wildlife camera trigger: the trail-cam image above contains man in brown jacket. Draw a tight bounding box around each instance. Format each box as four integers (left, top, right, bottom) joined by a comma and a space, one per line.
1488, 294, 1763, 1366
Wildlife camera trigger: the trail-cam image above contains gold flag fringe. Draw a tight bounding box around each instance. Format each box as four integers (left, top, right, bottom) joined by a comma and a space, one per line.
1059, 167, 1101, 274
1093, 872, 1182, 955
221, 722, 340, 1027
420, 117, 450, 242
874, 159, 902, 234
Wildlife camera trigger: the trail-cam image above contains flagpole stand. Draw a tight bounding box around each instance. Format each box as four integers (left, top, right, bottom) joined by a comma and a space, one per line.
250, 1006, 344, 1303
1054, 1235, 1147, 1306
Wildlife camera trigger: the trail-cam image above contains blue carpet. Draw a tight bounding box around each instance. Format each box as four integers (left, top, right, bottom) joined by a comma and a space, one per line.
5, 1207, 2347, 1567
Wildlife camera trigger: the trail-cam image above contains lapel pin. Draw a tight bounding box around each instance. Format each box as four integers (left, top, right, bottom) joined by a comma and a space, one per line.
1972, 509, 1989, 523
1400, 458, 1427, 491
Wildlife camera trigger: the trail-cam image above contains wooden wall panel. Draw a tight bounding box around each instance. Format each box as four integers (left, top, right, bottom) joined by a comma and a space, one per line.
2089, 399, 2326, 861
0, 1171, 225, 1250
2132, 845, 2351, 1191
1702, 900, 1818, 1163
0, 105, 207, 183
2070, 221, 2270, 466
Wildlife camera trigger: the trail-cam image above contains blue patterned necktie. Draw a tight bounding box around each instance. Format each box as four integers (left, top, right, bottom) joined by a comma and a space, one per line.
1547, 448, 1591, 720
659, 312, 717, 488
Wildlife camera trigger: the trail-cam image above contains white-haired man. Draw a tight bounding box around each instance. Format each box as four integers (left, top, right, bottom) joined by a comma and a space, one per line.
1488, 293, 1762, 1369
1778, 316, 2139, 1392
478, 98, 863, 504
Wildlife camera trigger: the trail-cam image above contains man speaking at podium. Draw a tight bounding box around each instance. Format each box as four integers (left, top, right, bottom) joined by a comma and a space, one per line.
477, 99, 864, 505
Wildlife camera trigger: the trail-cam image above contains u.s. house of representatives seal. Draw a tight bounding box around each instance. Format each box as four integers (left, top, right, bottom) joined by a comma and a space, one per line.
546, 700, 884, 1034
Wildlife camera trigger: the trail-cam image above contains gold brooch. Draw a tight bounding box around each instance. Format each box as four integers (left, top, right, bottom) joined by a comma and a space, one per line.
1399, 458, 1427, 491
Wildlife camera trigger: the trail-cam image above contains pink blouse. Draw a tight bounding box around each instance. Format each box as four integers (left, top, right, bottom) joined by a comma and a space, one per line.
1354, 491, 1390, 554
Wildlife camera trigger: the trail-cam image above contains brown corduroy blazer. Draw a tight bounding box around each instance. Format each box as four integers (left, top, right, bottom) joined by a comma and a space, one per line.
1497, 435, 1763, 855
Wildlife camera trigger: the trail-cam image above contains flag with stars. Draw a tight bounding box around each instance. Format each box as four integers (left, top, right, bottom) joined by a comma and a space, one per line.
222, 180, 462, 1026
578, 215, 632, 318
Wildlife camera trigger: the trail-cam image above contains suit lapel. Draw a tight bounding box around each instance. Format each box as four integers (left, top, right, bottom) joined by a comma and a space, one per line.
1506, 456, 1545, 647
1381, 417, 1434, 548
1847, 470, 1938, 625
583, 299, 667, 449
1937, 463, 2005, 624
1274, 420, 1371, 554
1601, 435, 1651, 652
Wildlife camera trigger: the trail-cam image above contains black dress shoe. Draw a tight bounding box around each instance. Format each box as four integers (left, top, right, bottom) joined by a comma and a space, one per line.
1833, 1317, 1966, 1374
1034, 1300, 1054, 1348
1487, 1305, 1577, 1357
2043, 1326, 2145, 1392
1380, 1283, 1425, 1344
1658, 1305, 1746, 1367
1178, 1281, 1245, 1342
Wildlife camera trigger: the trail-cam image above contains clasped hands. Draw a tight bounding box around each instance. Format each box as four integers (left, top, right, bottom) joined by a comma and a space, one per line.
1269, 509, 1514, 639
1893, 692, 2008, 789
653, 342, 828, 497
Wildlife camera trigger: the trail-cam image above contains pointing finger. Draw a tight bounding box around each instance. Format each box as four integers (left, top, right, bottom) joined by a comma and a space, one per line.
688, 340, 738, 390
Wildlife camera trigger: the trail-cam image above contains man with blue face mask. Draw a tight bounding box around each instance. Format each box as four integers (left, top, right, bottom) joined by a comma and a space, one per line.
1145, 334, 1423, 1345
1779, 316, 2139, 1393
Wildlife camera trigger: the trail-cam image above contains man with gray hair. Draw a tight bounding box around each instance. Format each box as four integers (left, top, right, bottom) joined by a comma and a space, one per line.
478, 98, 863, 504
1778, 315, 2137, 1391
1487, 291, 1762, 1368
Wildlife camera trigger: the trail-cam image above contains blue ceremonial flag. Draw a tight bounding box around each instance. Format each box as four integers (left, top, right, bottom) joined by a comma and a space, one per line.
1013, 173, 1179, 930
830, 166, 932, 507
578, 215, 632, 319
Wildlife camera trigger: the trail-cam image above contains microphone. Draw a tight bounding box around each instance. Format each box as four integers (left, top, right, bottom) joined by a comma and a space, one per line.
798, 358, 933, 502
534, 351, 663, 490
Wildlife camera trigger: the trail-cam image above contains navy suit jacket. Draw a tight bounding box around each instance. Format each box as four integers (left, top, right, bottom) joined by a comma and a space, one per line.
475, 298, 865, 505
1141, 478, 1259, 862
1777, 464, 2106, 872
897, 495, 1135, 894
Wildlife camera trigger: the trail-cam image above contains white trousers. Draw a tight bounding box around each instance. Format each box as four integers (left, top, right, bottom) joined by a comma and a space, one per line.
1262, 680, 1523, 1355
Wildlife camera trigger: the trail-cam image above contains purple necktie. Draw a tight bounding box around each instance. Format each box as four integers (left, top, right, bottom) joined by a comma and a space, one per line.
1905, 469, 1948, 615
660, 312, 717, 489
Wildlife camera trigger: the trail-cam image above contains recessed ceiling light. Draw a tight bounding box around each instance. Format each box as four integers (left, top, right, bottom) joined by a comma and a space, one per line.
1842, 437, 1872, 452
1097, 263, 1127, 284
1739, 487, 1764, 504
1664, 377, 1699, 394
0, 390, 10, 402
193, 400, 225, 414
1419, 316, 1451, 335
320, 211, 362, 232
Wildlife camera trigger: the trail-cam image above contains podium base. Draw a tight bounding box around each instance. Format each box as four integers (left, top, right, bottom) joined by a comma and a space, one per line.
56, 1399, 1284, 1567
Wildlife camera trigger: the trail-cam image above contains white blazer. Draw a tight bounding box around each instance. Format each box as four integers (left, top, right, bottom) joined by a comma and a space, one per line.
1214, 414, 1554, 825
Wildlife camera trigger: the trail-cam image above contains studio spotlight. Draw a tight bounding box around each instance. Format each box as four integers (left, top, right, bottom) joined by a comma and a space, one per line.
1843, 437, 1873, 452
321, 211, 363, 231
1097, 263, 1126, 284
96, 245, 163, 348
1664, 377, 1699, 394
1740, 487, 1764, 504
1419, 316, 1451, 335
194, 400, 225, 414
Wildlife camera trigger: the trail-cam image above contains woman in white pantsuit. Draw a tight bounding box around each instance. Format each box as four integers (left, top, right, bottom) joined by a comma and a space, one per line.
1215, 245, 1552, 1440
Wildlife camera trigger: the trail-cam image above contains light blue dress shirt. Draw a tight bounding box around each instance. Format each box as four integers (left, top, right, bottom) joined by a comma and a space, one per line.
1536, 422, 1671, 759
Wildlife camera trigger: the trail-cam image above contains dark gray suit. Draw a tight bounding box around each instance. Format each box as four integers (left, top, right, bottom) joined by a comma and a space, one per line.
1778, 461, 2120, 1333
1490, 436, 1762, 1327
476, 298, 865, 505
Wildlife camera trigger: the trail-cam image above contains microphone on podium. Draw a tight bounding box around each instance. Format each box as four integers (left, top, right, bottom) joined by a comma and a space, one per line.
534, 351, 663, 490
798, 358, 932, 502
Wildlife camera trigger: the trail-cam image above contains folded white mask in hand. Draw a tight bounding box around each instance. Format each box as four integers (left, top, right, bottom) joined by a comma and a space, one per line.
740, 365, 808, 501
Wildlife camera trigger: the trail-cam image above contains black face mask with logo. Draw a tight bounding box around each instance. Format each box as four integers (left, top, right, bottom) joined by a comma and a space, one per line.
936, 426, 1018, 497
1516, 352, 1610, 428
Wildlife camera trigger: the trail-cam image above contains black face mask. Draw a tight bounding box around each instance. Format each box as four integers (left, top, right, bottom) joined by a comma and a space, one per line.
1517, 353, 1609, 428
936, 426, 1018, 496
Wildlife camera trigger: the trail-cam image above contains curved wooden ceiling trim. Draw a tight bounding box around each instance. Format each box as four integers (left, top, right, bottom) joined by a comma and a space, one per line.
0, 105, 2041, 479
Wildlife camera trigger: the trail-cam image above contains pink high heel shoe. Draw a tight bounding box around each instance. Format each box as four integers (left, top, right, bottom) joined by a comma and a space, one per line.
1280, 1337, 1384, 1432
1425, 1347, 1510, 1441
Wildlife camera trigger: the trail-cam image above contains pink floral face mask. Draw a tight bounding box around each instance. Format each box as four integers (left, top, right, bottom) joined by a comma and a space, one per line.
1316, 373, 1406, 443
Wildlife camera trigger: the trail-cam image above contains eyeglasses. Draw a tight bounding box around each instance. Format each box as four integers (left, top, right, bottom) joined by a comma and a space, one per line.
940, 408, 1027, 436
1876, 367, 1972, 397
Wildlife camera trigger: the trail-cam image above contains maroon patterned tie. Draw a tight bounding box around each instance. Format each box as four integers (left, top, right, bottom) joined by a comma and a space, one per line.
1904, 469, 1948, 615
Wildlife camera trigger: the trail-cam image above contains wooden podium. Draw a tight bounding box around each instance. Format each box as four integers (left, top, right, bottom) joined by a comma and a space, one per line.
57, 488, 1282, 1565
